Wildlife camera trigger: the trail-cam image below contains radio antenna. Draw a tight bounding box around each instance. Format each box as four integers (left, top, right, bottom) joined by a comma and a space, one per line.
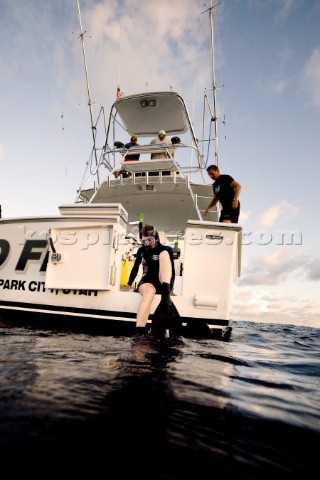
75, 0, 99, 173
202, 1, 221, 167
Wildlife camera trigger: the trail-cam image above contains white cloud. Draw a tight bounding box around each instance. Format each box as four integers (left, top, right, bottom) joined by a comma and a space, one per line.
239, 249, 307, 286
0, 145, 4, 160
233, 287, 320, 328
268, 77, 289, 95
63, 0, 211, 123
301, 47, 320, 107
305, 255, 320, 281
239, 210, 250, 223
258, 200, 300, 228
259, 205, 280, 228
273, 0, 300, 25
261, 45, 293, 95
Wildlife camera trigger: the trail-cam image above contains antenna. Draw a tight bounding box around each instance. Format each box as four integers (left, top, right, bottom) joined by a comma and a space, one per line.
118, 26, 122, 86
75, 0, 99, 172
202, 1, 221, 167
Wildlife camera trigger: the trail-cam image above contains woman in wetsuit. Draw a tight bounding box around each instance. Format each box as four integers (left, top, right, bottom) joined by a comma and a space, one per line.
127, 225, 174, 334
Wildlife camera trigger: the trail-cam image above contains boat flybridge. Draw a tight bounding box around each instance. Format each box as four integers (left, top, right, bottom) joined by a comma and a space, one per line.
76, 90, 220, 233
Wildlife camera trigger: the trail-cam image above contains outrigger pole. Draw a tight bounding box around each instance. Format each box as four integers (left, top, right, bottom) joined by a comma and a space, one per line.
202, 0, 221, 167
76, 0, 100, 179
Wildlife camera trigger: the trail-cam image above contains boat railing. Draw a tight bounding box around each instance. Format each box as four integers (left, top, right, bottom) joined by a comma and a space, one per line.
105, 170, 186, 187
102, 172, 212, 221
75, 142, 206, 205
194, 193, 220, 221
107, 144, 175, 159
117, 158, 179, 174
185, 177, 204, 221
103, 143, 202, 171
77, 166, 217, 221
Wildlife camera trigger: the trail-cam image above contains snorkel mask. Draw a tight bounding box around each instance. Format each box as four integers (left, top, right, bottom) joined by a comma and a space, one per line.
141, 236, 155, 247
139, 218, 158, 248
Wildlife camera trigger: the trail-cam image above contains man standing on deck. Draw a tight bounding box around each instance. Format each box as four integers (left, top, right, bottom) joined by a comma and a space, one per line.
204, 165, 241, 223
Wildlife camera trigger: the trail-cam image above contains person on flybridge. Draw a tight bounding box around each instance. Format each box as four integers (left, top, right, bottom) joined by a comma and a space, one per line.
114, 134, 140, 178
150, 130, 172, 159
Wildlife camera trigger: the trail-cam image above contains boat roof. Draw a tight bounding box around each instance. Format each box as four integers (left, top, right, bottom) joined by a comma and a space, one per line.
113, 91, 191, 137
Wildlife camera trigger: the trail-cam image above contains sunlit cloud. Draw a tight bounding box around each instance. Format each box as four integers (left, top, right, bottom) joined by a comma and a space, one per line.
69, 0, 210, 120
258, 200, 299, 228
259, 205, 281, 229
233, 287, 320, 328
239, 249, 307, 286
305, 255, 320, 281
239, 210, 249, 223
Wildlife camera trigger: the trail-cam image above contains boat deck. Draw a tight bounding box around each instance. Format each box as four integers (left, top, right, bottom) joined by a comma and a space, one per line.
79, 170, 219, 231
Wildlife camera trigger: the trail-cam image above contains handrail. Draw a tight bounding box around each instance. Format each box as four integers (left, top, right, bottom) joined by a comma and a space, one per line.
119, 158, 178, 174
76, 142, 205, 203
103, 142, 199, 158
184, 176, 203, 221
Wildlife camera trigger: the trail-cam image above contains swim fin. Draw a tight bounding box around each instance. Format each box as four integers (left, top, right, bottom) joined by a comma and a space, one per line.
151, 282, 182, 339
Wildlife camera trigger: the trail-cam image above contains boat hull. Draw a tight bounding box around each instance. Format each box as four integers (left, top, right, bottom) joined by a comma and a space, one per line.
0, 204, 241, 339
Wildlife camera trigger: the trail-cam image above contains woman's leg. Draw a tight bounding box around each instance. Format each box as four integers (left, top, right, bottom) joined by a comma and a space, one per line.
136, 283, 156, 327
159, 250, 172, 284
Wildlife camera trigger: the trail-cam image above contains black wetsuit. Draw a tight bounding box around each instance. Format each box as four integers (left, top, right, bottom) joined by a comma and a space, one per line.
128, 243, 175, 293
213, 174, 240, 223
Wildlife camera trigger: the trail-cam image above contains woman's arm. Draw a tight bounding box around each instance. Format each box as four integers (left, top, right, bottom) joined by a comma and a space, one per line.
127, 248, 143, 286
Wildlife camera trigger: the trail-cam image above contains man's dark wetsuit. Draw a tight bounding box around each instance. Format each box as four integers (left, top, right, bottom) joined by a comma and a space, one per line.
128, 243, 175, 293
213, 174, 240, 223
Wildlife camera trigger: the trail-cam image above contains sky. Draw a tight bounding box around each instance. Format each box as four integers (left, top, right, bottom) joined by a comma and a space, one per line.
0, 0, 319, 328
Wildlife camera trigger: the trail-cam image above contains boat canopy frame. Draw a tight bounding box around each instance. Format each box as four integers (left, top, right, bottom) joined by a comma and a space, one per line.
76, 91, 209, 203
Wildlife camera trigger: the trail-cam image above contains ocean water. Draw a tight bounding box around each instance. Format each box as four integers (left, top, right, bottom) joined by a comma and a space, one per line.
0, 320, 319, 478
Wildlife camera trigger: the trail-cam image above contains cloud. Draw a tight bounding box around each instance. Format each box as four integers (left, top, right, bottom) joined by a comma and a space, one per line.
305, 255, 320, 281
266, 77, 289, 95
0, 145, 4, 160
239, 248, 307, 286
261, 44, 293, 96
239, 210, 250, 223
273, 0, 299, 25
258, 200, 299, 228
64, 0, 211, 124
301, 47, 320, 107
233, 287, 320, 328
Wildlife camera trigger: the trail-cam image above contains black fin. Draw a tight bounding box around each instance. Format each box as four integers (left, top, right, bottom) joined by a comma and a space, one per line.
151, 298, 182, 339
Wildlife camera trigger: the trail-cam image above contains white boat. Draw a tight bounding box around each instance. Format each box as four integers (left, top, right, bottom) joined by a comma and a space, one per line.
0, 2, 242, 340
